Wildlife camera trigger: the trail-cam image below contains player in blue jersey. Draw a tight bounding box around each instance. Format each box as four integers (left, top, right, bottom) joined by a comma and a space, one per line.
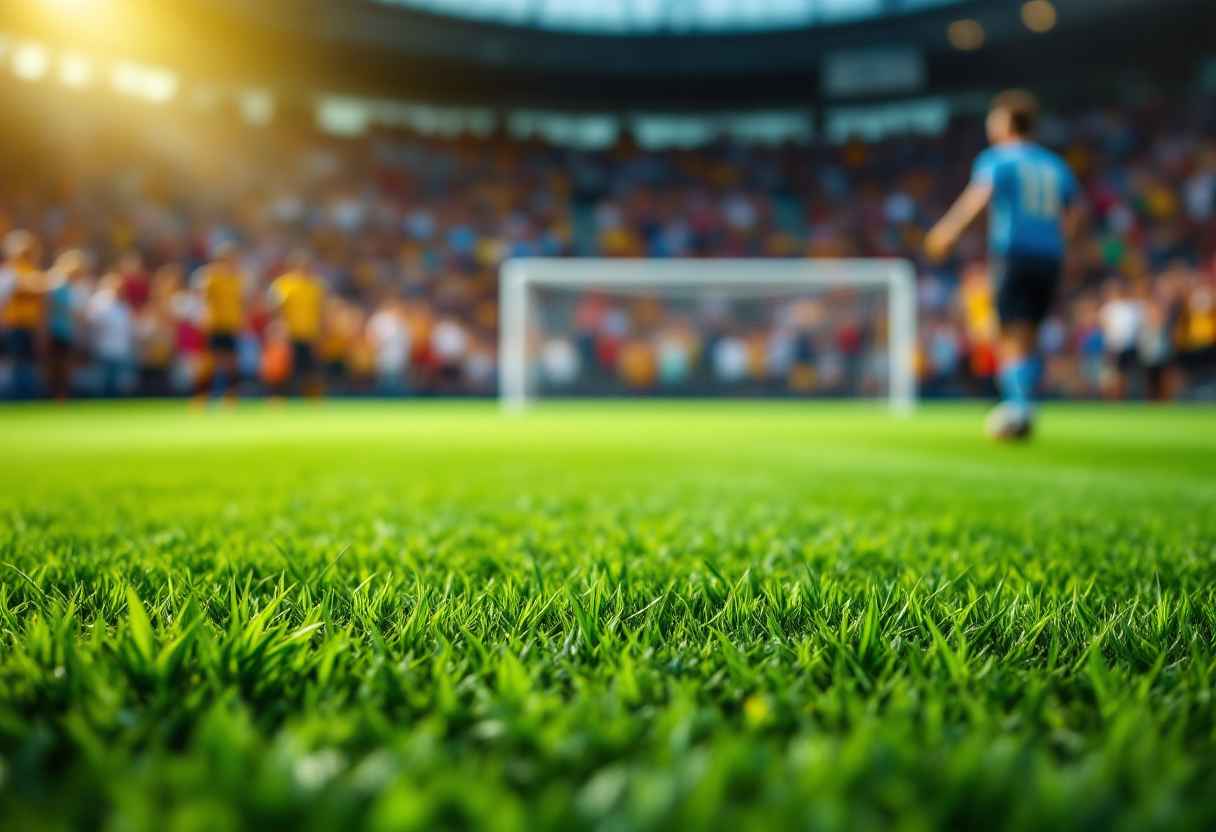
926, 90, 1085, 440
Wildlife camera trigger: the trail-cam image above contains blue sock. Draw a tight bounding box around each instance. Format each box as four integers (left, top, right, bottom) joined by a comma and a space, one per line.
999, 357, 1039, 418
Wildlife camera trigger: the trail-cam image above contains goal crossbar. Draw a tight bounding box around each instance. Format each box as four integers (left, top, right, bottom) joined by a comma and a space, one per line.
500, 258, 917, 413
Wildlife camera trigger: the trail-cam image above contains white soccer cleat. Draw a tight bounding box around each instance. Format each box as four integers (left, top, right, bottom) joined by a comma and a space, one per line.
985, 403, 1034, 442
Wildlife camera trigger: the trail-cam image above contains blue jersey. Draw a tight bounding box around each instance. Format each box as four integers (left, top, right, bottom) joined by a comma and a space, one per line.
971, 142, 1078, 259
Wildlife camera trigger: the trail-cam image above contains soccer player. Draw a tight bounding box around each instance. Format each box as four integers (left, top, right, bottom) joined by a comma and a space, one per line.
926, 90, 1085, 440
192, 241, 246, 402
45, 249, 89, 401
0, 230, 45, 400
267, 249, 326, 398
367, 298, 410, 396
86, 273, 135, 397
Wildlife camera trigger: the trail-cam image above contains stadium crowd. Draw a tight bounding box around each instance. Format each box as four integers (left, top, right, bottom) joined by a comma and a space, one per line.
1, 90, 1216, 401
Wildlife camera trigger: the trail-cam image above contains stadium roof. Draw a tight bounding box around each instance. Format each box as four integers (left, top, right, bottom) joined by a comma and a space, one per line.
2, 0, 1213, 111
367, 0, 969, 35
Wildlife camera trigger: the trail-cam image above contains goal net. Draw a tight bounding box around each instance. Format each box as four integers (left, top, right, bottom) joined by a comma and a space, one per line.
499, 259, 916, 413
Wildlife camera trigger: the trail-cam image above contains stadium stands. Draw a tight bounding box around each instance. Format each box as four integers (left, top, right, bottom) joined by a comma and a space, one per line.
2, 85, 1215, 401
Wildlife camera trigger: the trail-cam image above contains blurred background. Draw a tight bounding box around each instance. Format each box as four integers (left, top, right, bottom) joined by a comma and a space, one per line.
1, 0, 1215, 403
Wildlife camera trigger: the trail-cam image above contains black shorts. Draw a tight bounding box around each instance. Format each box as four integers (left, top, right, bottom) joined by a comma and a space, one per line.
1179, 345, 1216, 372
209, 333, 237, 354
49, 337, 74, 358
1115, 348, 1139, 373
291, 341, 315, 375
992, 255, 1061, 328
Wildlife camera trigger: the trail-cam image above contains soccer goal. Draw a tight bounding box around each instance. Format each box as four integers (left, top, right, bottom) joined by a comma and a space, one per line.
499, 258, 917, 413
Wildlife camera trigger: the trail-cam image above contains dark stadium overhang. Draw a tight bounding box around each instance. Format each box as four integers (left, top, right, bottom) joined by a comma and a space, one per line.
2, 0, 1214, 110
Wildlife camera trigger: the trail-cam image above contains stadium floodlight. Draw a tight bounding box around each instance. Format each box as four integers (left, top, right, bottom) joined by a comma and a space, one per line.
500, 258, 916, 414
12, 42, 50, 82
59, 52, 94, 90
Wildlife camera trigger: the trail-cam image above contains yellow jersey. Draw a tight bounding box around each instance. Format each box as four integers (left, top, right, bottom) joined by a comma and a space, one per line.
196, 266, 244, 334
270, 272, 324, 342
1182, 306, 1215, 350
1, 262, 44, 330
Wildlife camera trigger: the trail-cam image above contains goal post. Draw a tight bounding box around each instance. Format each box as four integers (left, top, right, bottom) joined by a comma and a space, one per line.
500, 258, 917, 414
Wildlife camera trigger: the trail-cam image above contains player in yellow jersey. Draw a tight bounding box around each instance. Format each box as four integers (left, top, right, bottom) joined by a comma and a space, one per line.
191, 241, 246, 401
0, 230, 45, 400
267, 249, 326, 397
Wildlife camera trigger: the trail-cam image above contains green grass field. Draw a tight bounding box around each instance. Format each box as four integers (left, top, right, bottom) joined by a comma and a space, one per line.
2, 402, 1215, 832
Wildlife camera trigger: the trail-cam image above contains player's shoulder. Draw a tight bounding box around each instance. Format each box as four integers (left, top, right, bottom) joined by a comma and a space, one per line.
981, 142, 1072, 176
982, 142, 1030, 164
974, 143, 1035, 174
998, 141, 1068, 172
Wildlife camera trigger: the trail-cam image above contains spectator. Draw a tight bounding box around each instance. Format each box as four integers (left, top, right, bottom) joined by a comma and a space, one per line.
192, 242, 247, 402
260, 320, 294, 398
135, 286, 178, 397
430, 316, 468, 393
712, 334, 749, 383
268, 249, 327, 397
319, 298, 353, 391
44, 250, 89, 401
115, 252, 152, 312
87, 274, 135, 397
1177, 277, 1216, 393
656, 329, 693, 387
367, 299, 411, 395
167, 267, 207, 394
1139, 292, 1172, 401
1099, 278, 1144, 399
462, 339, 496, 393
0, 231, 44, 399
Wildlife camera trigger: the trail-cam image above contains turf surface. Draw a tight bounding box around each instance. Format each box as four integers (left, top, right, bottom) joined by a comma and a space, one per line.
1, 402, 1215, 832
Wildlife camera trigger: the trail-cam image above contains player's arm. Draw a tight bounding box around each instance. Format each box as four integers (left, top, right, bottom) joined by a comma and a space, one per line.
925, 182, 992, 263
18, 268, 51, 294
